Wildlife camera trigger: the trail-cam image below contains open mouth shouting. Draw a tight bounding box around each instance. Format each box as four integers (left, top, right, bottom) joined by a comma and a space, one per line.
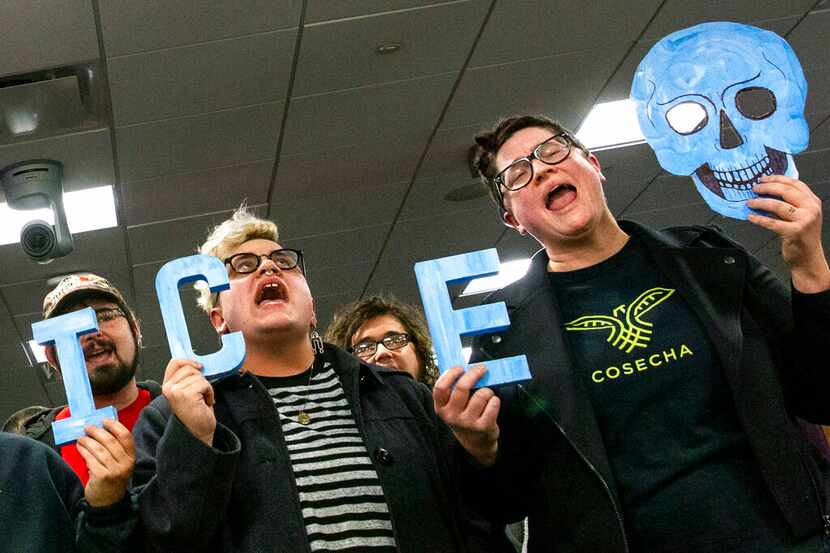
545, 184, 577, 211
694, 146, 787, 202
256, 280, 288, 306
83, 341, 115, 364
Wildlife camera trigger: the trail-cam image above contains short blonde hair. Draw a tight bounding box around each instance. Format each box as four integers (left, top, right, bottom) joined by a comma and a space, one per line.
196, 206, 279, 312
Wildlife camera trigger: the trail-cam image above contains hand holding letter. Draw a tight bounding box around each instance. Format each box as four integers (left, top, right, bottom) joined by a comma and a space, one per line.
162, 358, 216, 446
433, 365, 500, 467
76, 419, 135, 507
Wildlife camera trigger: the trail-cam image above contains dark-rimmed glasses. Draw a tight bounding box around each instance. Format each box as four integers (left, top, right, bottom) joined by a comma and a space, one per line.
493, 133, 574, 197
224, 248, 305, 276
350, 333, 411, 359
93, 307, 126, 325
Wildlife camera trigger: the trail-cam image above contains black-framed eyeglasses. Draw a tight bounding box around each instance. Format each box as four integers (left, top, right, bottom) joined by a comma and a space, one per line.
493, 133, 574, 198
350, 333, 411, 359
93, 307, 126, 325
223, 248, 305, 276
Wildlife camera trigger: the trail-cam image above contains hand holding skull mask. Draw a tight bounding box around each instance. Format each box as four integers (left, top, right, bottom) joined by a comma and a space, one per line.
630, 21, 809, 221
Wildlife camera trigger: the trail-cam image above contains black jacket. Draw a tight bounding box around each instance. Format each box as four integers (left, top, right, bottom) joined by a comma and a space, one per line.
0, 431, 138, 553
132, 345, 481, 553
467, 221, 830, 553
11, 380, 162, 450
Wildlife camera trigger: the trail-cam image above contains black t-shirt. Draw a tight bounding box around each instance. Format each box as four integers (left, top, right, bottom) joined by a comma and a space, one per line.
550, 237, 794, 552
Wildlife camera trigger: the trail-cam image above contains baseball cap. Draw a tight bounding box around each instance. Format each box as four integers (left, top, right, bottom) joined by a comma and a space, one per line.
42, 273, 136, 327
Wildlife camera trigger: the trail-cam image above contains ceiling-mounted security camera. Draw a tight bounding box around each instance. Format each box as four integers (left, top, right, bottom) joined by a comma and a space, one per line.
0, 159, 73, 263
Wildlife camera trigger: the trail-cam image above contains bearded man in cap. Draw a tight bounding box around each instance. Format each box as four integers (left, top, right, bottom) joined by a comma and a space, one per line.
6, 273, 161, 487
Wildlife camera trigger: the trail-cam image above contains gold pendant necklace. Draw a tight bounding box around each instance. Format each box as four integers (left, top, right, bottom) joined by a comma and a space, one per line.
295, 362, 315, 425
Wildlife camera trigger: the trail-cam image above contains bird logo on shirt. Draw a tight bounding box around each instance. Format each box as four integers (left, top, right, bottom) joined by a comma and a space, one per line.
564, 287, 675, 353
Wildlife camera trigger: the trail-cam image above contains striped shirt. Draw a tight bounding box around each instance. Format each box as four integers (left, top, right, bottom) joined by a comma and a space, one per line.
259, 362, 398, 552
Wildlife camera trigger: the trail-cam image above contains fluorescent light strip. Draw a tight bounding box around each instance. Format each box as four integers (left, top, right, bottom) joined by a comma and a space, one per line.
0, 185, 118, 246
27, 340, 48, 364
461, 258, 532, 297
575, 99, 645, 151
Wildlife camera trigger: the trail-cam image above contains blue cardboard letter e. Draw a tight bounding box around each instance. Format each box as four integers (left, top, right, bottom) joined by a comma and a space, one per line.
414, 249, 530, 387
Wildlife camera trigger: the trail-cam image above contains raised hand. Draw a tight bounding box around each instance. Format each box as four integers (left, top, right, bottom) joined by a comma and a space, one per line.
433, 365, 500, 467
748, 175, 830, 293
76, 419, 135, 507
162, 358, 216, 446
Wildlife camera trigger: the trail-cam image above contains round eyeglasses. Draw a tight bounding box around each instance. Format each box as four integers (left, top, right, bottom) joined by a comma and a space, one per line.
223, 248, 305, 275
351, 333, 411, 359
494, 133, 573, 194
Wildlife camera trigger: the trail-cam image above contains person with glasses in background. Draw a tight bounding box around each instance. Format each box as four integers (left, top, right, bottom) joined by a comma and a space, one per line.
132, 206, 492, 553
434, 115, 830, 553
325, 295, 438, 387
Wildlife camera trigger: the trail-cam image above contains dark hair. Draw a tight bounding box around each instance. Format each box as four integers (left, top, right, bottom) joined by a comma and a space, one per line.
470, 115, 590, 214
325, 294, 438, 387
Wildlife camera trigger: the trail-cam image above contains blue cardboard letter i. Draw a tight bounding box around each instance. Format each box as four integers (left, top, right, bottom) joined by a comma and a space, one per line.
32, 308, 117, 445
156, 254, 246, 380
414, 249, 530, 388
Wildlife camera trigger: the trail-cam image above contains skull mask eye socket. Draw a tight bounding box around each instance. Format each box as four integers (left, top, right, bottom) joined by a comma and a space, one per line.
735, 86, 777, 120
665, 101, 709, 135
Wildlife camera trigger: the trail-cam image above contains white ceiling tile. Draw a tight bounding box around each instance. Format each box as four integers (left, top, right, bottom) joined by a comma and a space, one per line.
121, 161, 273, 226
0, 366, 53, 427
472, 0, 661, 67
270, 181, 408, 240
109, 31, 297, 126
116, 103, 283, 181
622, 174, 704, 214
798, 146, 830, 185
283, 73, 455, 154
641, 0, 816, 40
0, 0, 98, 76
784, 10, 830, 71
127, 206, 266, 265
442, 45, 624, 131
806, 65, 830, 116
305, 0, 452, 23
307, 261, 375, 299
623, 202, 714, 229
400, 174, 491, 221
809, 113, 830, 151
289, 224, 391, 271
295, 1, 487, 95
315, 290, 367, 332
273, 136, 424, 198
419, 125, 482, 180
99, 0, 302, 56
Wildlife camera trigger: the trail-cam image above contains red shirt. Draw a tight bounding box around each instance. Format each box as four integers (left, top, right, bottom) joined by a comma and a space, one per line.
54, 388, 152, 484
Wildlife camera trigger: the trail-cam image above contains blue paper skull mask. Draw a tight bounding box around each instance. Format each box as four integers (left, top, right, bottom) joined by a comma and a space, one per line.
630, 22, 809, 220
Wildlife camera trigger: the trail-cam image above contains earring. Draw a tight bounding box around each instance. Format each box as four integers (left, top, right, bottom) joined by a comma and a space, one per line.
310, 328, 324, 354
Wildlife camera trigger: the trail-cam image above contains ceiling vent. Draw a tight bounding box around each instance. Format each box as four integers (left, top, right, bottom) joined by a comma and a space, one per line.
0, 63, 109, 145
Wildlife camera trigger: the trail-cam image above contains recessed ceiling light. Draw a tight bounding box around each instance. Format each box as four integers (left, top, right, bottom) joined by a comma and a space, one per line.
375, 42, 402, 55
575, 99, 645, 151
460, 258, 532, 296
0, 185, 118, 246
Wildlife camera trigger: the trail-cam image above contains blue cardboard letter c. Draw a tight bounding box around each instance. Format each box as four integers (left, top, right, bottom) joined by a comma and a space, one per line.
156, 254, 245, 380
